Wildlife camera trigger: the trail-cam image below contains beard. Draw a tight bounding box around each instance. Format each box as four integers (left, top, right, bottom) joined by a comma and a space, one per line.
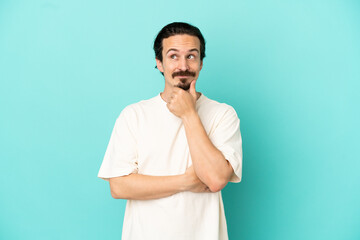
174, 78, 191, 90
172, 70, 196, 91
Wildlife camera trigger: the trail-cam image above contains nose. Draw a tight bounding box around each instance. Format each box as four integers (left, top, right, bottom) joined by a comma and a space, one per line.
177, 56, 189, 71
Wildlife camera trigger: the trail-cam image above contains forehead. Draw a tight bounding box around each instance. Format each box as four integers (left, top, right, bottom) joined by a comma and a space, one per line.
162, 34, 200, 53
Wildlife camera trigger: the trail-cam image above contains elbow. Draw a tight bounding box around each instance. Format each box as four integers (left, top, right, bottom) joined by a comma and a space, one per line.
110, 189, 123, 199
109, 179, 127, 199
207, 161, 233, 192
111, 190, 131, 200
207, 177, 228, 193
208, 185, 222, 193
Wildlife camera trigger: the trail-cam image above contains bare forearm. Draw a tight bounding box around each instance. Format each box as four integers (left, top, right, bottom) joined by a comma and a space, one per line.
182, 112, 233, 192
109, 173, 186, 200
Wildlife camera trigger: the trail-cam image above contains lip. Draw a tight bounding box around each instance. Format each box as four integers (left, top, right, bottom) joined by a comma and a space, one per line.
176, 76, 190, 78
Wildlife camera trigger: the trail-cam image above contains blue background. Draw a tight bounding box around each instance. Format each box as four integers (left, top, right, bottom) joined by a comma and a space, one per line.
1, 0, 359, 239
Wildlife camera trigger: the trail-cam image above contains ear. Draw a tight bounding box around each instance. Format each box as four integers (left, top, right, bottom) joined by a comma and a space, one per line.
156, 58, 164, 73
200, 60, 203, 71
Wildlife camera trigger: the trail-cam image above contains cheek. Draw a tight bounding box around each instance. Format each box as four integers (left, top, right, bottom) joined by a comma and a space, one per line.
190, 60, 200, 67
190, 63, 201, 72
163, 66, 174, 77
164, 63, 176, 73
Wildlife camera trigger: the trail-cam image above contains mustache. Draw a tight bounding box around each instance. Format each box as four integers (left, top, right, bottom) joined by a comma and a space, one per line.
172, 70, 196, 78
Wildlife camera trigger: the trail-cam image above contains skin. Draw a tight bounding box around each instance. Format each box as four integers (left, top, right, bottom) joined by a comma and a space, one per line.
109, 34, 234, 200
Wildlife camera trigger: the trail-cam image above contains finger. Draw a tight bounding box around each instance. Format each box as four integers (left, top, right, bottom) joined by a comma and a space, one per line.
189, 80, 197, 99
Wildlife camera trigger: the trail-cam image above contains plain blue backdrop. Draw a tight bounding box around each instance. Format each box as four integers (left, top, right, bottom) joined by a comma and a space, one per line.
0, 0, 359, 239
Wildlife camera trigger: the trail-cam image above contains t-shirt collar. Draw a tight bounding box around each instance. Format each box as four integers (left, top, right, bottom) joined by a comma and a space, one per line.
158, 92, 204, 105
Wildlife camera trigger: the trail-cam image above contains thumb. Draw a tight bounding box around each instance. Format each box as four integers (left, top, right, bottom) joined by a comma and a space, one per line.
189, 80, 197, 99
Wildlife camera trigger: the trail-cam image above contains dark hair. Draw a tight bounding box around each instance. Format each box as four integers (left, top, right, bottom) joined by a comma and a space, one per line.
153, 22, 206, 71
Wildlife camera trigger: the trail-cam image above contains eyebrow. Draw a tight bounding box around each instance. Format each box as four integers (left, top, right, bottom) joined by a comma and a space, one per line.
166, 48, 199, 54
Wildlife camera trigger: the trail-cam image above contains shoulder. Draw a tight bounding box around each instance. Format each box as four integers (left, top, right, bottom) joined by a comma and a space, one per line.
200, 94, 239, 119
113, 96, 157, 135
117, 95, 159, 119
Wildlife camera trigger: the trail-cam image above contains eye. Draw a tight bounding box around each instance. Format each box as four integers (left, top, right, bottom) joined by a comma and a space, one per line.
170, 54, 177, 59
187, 54, 195, 59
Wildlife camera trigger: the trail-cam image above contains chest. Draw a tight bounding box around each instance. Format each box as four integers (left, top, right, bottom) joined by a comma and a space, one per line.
135, 110, 216, 175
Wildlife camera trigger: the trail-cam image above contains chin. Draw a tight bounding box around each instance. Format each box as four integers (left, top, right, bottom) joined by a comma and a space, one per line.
176, 83, 191, 91
180, 85, 190, 91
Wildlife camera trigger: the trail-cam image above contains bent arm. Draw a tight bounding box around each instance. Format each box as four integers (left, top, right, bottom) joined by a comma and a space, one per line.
109, 168, 210, 200
182, 112, 234, 193
109, 174, 186, 200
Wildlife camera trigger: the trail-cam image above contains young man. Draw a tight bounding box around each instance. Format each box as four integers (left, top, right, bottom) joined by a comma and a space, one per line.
98, 22, 243, 240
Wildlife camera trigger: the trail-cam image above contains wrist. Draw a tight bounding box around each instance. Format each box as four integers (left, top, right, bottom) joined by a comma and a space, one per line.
181, 110, 198, 123
179, 173, 190, 192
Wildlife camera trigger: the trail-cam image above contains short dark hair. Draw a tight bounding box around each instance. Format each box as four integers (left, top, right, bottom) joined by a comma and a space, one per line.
153, 22, 206, 71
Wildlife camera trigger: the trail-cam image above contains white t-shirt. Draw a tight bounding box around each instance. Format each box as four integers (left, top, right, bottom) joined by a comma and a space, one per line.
98, 92, 242, 240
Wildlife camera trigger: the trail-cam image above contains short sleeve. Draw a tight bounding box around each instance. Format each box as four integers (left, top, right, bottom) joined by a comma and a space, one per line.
97, 106, 138, 181
209, 106, 243, 183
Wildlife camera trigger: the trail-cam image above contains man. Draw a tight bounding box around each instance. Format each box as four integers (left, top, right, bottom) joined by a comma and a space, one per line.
98, 22, 242, 240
